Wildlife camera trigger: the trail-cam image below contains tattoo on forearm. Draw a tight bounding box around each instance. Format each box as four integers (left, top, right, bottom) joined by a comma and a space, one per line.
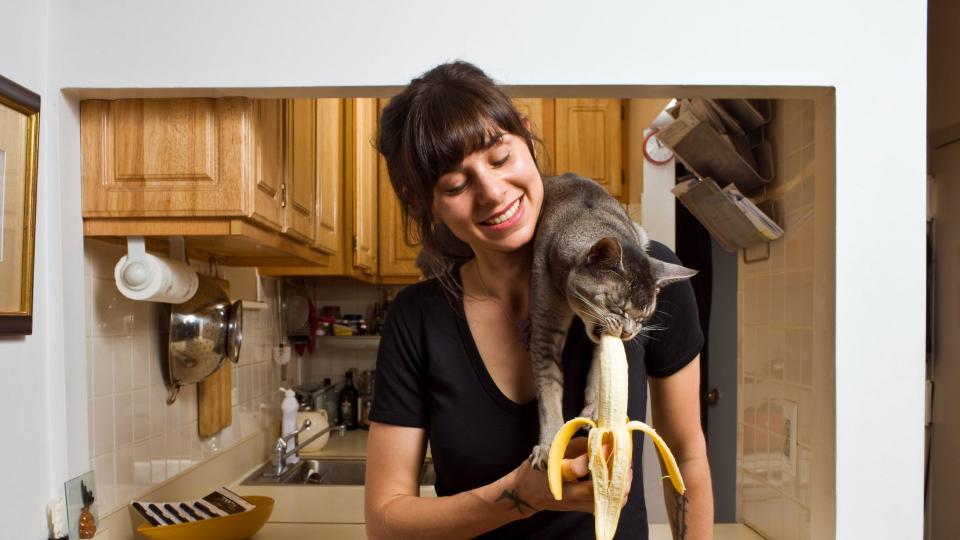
496, 489, 537, 515
672, 491, 688, 540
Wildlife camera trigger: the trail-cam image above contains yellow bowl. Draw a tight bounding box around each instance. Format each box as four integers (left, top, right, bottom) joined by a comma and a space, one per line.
136, 495, 274, 540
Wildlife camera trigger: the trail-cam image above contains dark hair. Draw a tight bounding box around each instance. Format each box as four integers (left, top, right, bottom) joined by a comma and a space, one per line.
377, 61, 541, 279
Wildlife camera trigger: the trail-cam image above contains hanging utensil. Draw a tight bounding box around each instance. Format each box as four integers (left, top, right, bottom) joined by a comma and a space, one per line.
272, 279, 291, 380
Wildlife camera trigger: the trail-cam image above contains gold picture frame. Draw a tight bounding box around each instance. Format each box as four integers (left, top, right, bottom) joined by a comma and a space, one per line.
0, 74, 40, 335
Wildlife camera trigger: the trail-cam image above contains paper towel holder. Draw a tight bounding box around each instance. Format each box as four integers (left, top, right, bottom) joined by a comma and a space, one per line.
114, 236, 199, 304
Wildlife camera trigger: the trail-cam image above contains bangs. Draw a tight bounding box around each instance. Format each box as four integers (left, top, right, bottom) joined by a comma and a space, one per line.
402, 89, 527, 188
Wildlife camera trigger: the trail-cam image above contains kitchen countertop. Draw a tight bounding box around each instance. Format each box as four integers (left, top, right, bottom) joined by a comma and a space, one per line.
241, 430, 761, 540
299, 428, 369, 459
250, 522, 766, 539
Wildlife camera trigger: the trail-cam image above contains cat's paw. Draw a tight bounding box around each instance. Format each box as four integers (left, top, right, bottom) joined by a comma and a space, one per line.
580, 401, 598, 422
528, 445, 549, 471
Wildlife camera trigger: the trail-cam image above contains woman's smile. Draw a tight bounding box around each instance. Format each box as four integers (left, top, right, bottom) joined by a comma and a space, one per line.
480, 195, 525, 230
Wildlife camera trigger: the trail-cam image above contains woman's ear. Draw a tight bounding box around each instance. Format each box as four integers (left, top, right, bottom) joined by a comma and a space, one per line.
520, 116, 537, 159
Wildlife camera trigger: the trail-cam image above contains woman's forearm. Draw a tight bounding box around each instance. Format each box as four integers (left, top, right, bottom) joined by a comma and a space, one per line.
366, 466, 536, 540
661, 455, 714, 540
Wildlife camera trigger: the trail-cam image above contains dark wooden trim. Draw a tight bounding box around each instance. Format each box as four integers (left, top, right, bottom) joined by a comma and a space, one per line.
0, 73, 40, 113
0, 315, 33, 336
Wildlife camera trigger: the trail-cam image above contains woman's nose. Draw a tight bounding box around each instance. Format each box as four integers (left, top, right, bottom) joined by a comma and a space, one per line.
474, 170, 507, 206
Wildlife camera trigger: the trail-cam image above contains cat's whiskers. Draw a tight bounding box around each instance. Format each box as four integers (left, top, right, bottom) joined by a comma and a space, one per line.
571, 291, 607, 320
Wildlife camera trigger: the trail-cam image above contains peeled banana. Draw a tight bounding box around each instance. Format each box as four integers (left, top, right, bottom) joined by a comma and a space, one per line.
547, 335, 686, 540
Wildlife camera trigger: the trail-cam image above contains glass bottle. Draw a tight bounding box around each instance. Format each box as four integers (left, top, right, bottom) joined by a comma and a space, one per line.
339, 371, 359, 430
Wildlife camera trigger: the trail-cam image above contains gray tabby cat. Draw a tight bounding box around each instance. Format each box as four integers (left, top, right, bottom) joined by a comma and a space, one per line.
525, 173, 697, 469
414, 172, 697, 469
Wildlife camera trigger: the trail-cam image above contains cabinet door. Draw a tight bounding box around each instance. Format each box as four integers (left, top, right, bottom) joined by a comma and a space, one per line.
512, 98, 555, 175
81, 98, 246, 218
250, 99, 285, 229
554, 99, 622, 196
285, 99, 317, 243
351, 98, 378, 274
314, 98, 342, 256
377, 101, 421, 278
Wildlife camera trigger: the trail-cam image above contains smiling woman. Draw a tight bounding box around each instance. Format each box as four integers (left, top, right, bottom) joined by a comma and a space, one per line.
0, 73, 40, 336
364, 61, 710, 540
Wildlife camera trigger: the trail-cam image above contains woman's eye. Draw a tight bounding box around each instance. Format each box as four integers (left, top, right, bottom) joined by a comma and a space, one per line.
492, 153, 510, 167
445, 182, 467, 195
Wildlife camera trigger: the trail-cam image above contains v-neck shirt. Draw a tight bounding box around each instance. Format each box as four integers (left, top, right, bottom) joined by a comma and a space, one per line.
369, 240, 704, 540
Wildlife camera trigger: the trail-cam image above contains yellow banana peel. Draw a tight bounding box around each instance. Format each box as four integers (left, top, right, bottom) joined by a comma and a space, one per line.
547, 335, 686, 540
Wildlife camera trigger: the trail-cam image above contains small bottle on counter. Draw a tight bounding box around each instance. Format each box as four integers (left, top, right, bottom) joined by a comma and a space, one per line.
279, 387, 300, 464
339, 371, 359, 430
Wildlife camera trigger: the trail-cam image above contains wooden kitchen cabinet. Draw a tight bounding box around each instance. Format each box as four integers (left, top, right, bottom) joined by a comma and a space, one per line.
314, 99, 343, 256
251, 99, 286, 231
261, 98, 378, 282
81, 97, 329, 266
285, 99, 318, 244
554, 98, 623, 197
351, 98, 379, 275
377, 99, 422, 282
512, 98, 556, 175
286, 98, 343, 254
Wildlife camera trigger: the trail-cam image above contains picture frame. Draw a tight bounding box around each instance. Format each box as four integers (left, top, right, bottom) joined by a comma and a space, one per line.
0, 73, 40, 335
64, 470, 99, 539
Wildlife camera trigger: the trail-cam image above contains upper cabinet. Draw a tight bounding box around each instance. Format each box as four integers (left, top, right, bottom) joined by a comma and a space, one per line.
314, 99, 343, 256
81, 97, 330, 266
512, 98, 556, 175
251, 99, 285, 230
284, 97, 344, 256
285, 99, 319, 244
350, 98, 379, 275
80, 96, 626, 281
377, 99, 421, 281
259, 98, 381, 282
554, 99, 623, 197
510, 98, 625, 198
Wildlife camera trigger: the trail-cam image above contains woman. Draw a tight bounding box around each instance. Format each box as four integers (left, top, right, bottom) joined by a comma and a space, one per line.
365, 61, 714, 539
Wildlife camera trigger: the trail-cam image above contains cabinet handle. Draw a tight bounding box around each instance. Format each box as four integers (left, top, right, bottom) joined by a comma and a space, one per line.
281, 184, 288, 208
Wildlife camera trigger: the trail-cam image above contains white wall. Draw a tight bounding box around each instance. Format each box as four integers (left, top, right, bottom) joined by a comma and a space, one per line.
7, 0, 925, 538
0, 0, 72, 538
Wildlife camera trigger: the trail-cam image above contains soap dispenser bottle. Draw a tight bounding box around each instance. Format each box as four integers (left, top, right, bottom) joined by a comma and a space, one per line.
279, 387, 300, 464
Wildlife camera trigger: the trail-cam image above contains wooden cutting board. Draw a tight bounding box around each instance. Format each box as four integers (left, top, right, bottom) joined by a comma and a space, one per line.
198, 361, 232, 437
198, 275, 234, 438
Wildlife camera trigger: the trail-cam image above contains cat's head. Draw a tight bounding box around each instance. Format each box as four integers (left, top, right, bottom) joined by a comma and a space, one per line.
566, 237, 697, 343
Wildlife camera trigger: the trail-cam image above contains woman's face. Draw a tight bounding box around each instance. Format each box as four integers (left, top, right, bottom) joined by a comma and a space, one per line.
432, 130, 543, 257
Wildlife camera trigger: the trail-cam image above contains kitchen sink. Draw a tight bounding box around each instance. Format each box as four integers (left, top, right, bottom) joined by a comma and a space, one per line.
241, 459, 435, 486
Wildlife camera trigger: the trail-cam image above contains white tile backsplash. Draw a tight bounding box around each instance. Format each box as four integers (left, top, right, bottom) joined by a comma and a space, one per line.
84, 238, 303, 517
739, 100, 818, 539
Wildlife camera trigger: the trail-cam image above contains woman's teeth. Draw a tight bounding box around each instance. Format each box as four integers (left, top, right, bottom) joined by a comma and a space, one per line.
483, 198, 521, 225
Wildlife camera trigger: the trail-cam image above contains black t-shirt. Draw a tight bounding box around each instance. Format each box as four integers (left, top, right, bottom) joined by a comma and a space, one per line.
369, 240, 704, 540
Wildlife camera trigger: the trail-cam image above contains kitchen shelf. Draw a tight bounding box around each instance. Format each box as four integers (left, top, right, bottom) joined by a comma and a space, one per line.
314, 336, 381, 350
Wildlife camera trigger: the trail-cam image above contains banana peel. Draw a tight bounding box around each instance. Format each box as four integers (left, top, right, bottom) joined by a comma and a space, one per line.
547, 335, 686, 540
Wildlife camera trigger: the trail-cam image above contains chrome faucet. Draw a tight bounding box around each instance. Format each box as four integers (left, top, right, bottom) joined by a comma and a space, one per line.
265, 419, 347, 478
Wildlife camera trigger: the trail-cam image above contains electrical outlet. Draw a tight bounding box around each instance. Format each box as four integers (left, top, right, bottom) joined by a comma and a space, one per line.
784, 400, 799, 475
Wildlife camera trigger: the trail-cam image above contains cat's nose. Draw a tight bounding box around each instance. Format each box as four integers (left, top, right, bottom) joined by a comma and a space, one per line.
621, 320, 638, 338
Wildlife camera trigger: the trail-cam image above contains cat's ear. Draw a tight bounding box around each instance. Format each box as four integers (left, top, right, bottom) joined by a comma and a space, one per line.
650, 259, 697, 289
586, 237, 624, 271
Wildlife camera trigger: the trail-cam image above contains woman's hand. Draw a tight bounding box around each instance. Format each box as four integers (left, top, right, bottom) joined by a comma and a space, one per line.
509, 437, 633, 514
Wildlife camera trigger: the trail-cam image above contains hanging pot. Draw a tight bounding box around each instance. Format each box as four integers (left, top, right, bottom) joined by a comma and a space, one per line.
166, 275, 243, 403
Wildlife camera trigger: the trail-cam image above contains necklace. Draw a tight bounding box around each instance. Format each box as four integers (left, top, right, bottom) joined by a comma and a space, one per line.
471, 262, 531, 351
